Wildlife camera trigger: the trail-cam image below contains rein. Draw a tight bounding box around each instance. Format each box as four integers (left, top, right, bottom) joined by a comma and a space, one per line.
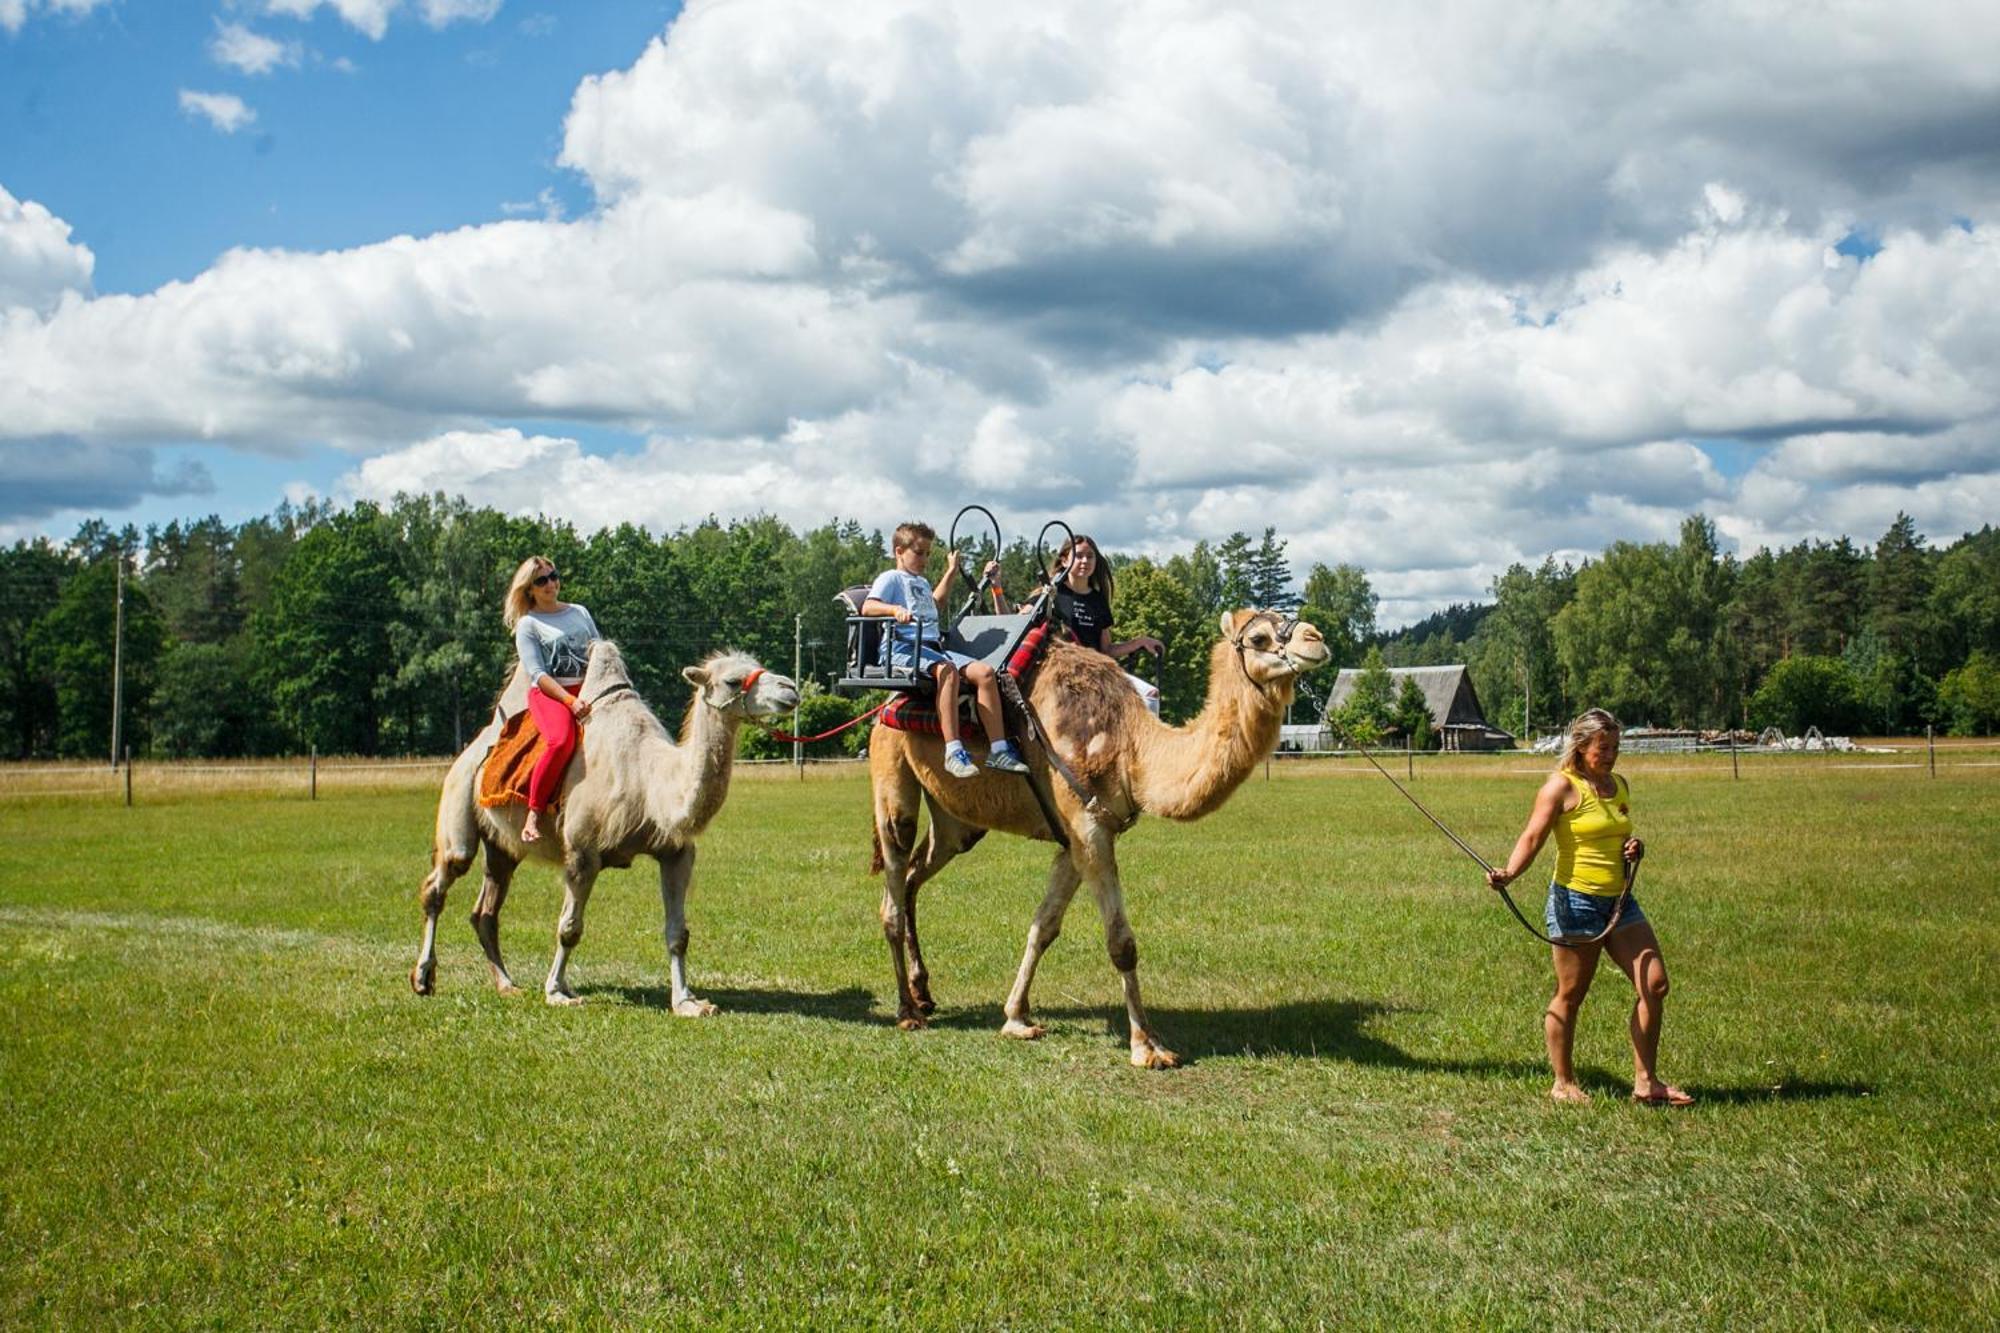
583, 680, 637, 708
761, 697, 892, 745
1332, 721, 1638, 950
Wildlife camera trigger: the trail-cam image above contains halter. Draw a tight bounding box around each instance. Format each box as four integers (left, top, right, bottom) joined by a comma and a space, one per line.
1227, 610, 1303, 691
712, 666, 764, 710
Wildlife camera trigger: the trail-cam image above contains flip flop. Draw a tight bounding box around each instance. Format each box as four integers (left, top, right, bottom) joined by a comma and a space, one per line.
1632, 1085, 1695, 1107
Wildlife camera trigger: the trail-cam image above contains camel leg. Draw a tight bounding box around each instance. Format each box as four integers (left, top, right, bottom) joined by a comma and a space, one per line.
469, 841, 522, 996
875, 763, 927, 1030
544, 850, 602, 1006
1083, 848, 1178, 1069
659, 844, 716, 1017
999, 851, 1083, 1041
411, 849, 472, 995
903, 797, 986, 1015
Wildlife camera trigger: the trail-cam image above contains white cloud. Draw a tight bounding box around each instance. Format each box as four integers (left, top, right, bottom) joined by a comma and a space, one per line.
418, 0, 502, 27
0, 185, 94, 316
262, 0, 501, 40
14, 1, 2000, 615
0, 0, 115, 34
210, 21, 302, 76
178, 90, 258, 135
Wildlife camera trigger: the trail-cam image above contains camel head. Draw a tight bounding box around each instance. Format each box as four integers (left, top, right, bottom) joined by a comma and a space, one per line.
1219, 609, 1331, 686
682, 651, 800, 720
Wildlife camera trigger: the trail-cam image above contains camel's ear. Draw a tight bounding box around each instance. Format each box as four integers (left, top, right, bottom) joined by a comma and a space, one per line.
1220, 609, 1250, 639
682, 665, 709, 687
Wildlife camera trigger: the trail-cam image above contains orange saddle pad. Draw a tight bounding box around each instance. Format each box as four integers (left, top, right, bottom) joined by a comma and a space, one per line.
476, 710, 551, 810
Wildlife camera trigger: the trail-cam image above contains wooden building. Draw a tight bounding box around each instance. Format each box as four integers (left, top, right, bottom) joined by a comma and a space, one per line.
1321, 665, 1515, 751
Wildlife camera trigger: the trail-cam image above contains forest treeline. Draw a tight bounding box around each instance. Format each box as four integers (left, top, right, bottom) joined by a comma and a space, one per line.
1, 496, 1995, 761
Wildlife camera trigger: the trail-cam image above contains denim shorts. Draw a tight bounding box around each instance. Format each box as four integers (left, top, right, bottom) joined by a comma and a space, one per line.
887, 642, 974, 675
1544, 882, 1646, 940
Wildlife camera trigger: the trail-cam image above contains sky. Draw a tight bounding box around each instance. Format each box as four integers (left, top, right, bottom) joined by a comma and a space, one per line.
2, 0, 1997, 626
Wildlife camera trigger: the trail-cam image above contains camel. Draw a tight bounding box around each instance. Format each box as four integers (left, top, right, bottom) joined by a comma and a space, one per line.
410, 641, 798, 1012
870, 608, 1330, 1067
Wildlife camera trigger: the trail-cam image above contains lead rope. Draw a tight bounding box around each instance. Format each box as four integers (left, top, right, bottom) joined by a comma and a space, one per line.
1330, 720, 1636, 950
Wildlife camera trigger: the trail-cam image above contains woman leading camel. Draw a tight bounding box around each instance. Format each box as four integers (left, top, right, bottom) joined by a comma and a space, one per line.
503, 555, 602, 843
1486, 708, 1693, 1107
1049, 534, 1163, 714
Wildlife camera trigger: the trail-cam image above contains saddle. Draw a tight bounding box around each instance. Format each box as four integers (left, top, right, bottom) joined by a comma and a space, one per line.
879, 622, 1054, 738
476, 709, 552, 811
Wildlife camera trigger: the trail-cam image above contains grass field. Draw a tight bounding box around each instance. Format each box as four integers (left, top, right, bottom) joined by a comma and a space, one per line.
2, 751, 1997, 1328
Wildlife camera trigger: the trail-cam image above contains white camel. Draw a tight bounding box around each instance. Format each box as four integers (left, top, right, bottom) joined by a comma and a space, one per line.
410, 641, 798, 1012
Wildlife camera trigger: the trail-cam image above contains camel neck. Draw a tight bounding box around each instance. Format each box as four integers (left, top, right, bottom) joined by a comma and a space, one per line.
1132, 640, 1288, 821
650, 695, 738, 836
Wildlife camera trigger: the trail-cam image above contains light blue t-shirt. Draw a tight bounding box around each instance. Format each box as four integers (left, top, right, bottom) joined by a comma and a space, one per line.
515, 604, 601, 685
867, 568, 942, 651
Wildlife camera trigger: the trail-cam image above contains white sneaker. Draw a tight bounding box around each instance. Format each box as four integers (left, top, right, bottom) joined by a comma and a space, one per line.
986, 743, 1030, 774
944, 744, 978, 779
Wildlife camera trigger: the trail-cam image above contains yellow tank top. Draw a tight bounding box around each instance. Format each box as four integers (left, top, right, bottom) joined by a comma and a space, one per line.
1553, 770, 1633, 896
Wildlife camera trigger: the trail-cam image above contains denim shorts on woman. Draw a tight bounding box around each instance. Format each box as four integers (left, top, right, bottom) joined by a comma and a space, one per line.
1544, 882, 1646, 940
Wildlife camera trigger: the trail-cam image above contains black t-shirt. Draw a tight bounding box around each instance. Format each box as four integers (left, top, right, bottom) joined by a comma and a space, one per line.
1053, 584, 1114, 652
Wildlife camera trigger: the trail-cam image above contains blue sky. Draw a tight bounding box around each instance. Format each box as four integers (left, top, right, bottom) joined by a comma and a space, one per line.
3, 4, 673, 292
2, 1, 1995, 623
3, 1, 673, 533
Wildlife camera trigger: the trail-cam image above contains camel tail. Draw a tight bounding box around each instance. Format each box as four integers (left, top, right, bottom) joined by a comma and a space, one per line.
870, 820, 885, 874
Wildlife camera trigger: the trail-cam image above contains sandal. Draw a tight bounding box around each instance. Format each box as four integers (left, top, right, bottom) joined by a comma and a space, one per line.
1632, 1085, 1695, 1107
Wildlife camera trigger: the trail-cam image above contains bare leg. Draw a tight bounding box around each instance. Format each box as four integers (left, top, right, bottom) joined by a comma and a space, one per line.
966, 664, 1006, 744
936, 664, 961, 746
1547, 940, 1602, 1101
659, 845, 715, 1017
1000, 851, 1082, 1040
1606, 922, 1688, 1103
411, 850, 472, 995
469, 841, 522, 995
544, 851, 600, 1006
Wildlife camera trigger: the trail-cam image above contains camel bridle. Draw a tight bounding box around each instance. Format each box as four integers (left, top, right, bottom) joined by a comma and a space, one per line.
709, 666, 766, 713
1228, 611, 1310, 692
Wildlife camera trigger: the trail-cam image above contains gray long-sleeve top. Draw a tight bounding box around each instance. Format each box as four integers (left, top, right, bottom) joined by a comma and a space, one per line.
514, 604, 601, 686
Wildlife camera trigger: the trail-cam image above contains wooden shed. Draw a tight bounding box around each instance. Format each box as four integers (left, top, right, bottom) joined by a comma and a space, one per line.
1322, 665, 1516, 751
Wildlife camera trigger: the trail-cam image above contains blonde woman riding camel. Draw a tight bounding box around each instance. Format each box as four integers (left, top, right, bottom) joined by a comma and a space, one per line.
502, 555, 602, 843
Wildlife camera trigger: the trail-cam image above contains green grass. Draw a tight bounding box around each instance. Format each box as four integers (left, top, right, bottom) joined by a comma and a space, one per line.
2, 754, 1997, 1328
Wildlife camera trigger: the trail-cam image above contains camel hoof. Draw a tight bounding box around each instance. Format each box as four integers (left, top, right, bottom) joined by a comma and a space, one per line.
1130, 1044, 1181, 1070
999, 1019, 1046, 1041
495, 982, 523, 998
673, 998, 719, 1018
545, 990, 585, 1008
897, 1013, 929, 1031
410, 966, 434, 996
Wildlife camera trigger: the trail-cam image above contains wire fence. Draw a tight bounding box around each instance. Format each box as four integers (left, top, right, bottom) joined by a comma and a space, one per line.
2, 728, 1982, 805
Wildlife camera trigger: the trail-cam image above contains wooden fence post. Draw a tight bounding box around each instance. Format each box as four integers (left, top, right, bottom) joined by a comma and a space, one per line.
1928, 726, 1935, 778
310, 747, 318, 800
124, 746, 132, 807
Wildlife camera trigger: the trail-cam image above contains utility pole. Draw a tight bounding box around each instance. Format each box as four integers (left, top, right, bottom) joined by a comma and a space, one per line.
1522, 654, 1532, 750
110, 544, 126, 769
793, 613, 804, 776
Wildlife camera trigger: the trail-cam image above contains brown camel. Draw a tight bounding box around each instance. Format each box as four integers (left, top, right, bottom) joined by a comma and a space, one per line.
410, 641, 798, 1011
869, 609, 1330, 1067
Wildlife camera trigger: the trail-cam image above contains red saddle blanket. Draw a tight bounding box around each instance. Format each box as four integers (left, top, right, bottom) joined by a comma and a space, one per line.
880, 623, 1052, 739
476, 710, 550, 810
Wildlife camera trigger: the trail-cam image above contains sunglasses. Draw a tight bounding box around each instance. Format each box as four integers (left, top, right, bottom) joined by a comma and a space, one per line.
532, 570, 561, 587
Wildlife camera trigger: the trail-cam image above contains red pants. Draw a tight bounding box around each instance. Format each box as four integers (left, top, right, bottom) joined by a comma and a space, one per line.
524, 687, 579, 813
